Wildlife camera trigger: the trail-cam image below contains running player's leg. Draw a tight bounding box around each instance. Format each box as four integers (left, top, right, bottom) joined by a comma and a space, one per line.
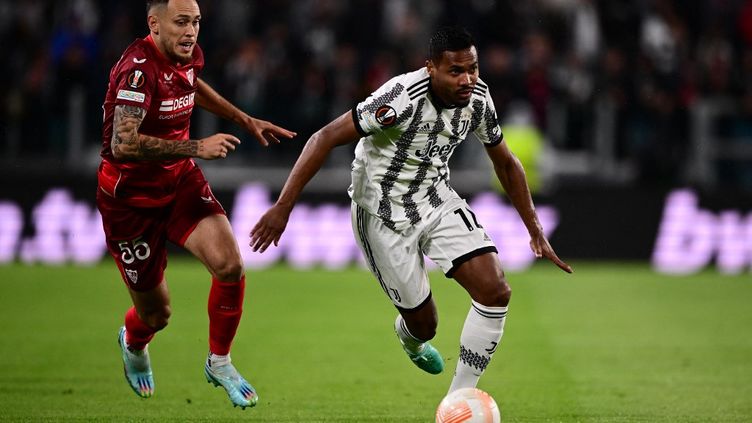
351, 203, 444, 374
97, 191, 170, 398
119, 281, 171, 398
449, 253, 510, 392
394, 298, 445, 375
172, 168, 255, 408
183, 214, 256, 408
183, 213, 245, 355
423, 199, 509, 392
126, 280, 172, 345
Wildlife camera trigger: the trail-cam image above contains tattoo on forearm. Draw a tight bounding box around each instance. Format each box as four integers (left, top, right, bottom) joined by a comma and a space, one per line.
111, 105, 146, 157
111, 104, 198, 160
139, 136, 198, 158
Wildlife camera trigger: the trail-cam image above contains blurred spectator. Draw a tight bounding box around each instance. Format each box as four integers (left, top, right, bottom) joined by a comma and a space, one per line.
520, 31, 553, 130
3, 0, 752, 191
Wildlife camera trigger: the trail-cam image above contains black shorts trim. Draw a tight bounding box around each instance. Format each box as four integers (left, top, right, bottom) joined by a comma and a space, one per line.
351, 107, 369, 137
355, 205, 389, 296
445, 246, 498, 278
396, 291, 433, 313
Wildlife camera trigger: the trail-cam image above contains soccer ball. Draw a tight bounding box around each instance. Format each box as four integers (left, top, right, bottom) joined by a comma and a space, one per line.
435, 387, 501, 423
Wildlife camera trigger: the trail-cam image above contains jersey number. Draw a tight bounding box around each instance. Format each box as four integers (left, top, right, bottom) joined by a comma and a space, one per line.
118, 237, 151, 264
454, 208, 483, 231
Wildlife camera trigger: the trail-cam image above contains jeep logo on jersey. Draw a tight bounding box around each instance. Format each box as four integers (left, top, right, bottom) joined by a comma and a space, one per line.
416, 138, 459, 159
159, 92, 195, 112
127, 70, 145, 88
375, 105, 397, 126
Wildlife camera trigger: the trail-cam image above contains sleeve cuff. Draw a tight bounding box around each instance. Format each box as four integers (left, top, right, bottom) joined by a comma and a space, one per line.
484, 132, 503, 148
351, 107, 369, 137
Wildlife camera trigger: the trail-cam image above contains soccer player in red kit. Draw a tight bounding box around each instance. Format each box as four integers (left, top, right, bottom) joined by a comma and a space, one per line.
96, 0, 295, 408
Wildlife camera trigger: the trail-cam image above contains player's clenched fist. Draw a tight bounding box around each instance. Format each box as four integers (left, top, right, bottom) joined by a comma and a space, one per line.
197, 133, 241, 159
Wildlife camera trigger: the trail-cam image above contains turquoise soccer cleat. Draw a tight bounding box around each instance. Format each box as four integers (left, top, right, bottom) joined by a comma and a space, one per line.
404, 342, 445, 375
204, 358, 258, 409
117, 326, 154, 398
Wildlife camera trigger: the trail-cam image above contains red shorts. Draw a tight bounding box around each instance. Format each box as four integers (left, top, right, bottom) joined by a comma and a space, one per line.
96, 165, 225, 291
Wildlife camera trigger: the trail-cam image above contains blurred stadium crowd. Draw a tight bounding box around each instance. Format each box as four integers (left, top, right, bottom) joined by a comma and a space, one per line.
2, 0, 752, 190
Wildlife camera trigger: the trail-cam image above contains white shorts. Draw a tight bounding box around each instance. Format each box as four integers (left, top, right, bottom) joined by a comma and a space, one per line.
351, 198, 498, 310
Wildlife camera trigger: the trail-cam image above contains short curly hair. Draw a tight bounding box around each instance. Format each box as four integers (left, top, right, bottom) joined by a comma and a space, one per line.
429, 26, 475, 62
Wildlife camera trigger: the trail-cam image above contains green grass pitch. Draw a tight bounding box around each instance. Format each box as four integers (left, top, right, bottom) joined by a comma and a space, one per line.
0, 260, 750, 422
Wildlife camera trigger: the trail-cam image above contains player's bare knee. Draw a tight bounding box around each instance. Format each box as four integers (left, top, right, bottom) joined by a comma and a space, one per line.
212, 258, 244, 282
478, 278, 511, 307
498, 281, 512, 305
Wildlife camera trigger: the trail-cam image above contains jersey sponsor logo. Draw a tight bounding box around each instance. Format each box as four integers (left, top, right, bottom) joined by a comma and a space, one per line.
158, 109, 191, 120
163, 72, 173, 81
116, 89, 145, 103
416, 138, 459, 159
127, 70, 145, 88
132, 57, 146, 64
186, 68, 194, 86
375, 105, 397, 126
158, 92, 195, 112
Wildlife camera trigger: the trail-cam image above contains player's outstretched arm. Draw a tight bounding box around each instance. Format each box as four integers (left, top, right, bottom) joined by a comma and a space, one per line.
250, 110, 360, 253
485, 140, 573, 273
195, 78, 296, 147
111, 104, 241, 161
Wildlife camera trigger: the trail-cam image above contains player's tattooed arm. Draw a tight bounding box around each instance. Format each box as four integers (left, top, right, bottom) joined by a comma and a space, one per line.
111, 104, 199, 160
111, 104, 241, 161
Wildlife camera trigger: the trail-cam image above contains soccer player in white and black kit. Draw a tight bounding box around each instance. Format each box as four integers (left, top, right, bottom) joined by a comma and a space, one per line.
251, 27, 572, 393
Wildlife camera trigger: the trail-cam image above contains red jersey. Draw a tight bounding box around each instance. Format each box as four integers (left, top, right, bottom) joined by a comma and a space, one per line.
98, 35, 204, 207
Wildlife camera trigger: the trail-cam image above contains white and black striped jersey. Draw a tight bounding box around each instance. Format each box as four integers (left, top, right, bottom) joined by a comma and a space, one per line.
348, 67, 503, 232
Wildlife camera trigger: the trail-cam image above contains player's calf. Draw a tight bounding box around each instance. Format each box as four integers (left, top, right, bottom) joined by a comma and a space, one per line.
448, 300, 508, 392
394, 315, 444, 375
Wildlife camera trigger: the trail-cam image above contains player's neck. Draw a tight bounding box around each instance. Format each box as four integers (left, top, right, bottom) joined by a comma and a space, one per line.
427, 80, 457, 110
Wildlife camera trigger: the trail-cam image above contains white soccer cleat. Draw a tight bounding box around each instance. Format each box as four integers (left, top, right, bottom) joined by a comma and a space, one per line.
117, 326, 154, 398
204, 357, 258, 409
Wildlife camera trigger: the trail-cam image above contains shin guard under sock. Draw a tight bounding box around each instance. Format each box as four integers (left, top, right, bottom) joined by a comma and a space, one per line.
208, 276, 245, 355
124, 307, 156, 351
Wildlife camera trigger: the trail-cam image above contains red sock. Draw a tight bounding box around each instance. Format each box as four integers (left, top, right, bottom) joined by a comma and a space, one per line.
208, 276, 245, 355
124, 307, 155, 350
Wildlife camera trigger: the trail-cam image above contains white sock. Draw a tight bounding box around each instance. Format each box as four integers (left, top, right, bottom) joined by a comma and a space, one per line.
208, 352, 231, 367
448, 300, 507, 392
395, 314, 426, 354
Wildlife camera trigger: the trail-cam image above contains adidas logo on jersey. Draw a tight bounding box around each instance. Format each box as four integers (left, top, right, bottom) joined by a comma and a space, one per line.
418, 122, 432, 132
